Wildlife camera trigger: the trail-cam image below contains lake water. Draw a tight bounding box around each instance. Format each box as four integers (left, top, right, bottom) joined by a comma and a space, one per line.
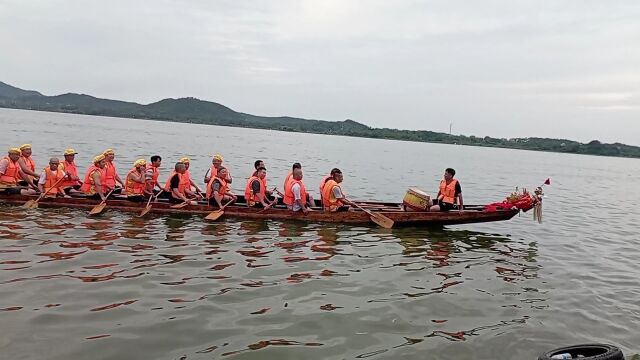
0, 108, 638, 360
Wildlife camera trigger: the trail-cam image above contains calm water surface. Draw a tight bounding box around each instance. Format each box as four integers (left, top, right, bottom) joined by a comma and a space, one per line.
0, 109, 639, 359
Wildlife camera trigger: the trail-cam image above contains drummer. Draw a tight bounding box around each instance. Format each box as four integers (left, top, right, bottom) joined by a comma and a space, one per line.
429, 168, 463, 213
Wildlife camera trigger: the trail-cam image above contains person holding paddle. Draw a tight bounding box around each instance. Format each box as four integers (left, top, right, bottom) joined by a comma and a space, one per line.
283, 168, 314, 215
244, 166, 275, 208
251, 160, 273, 198
17, 144, 39, 189
80, 154, 110, 201
321, 168, 356, 212
179, 157, 203, 200
283, 162, 301, 192
145, 155, 162, 194
0, 148, 37, 195
164, 162, 196, 205
204, 154, 232, 185
429, 168, 463, 214
103, 149, 124, 193
206, 167, 237, 208
60, 148, 82, 195
37, 158, 69, 198
124, 159, 149, 201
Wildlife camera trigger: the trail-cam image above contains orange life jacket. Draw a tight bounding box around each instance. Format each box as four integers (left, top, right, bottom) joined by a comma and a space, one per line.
104, 161, 118, 188
60, 160, 81, 188
125, 167, 146, 196
319, 175, 331, 197
181, 170, 193, 192
438, 179, 459, 204
0, 157, 20, 186
321, 179, 344, 210
283, 171, 293, 193
244, 175, 265, 206
80, 166, 107, 195
163, 171, 188, 196
206, 176, 228, 200
283, 179, 307, 206
145, 164, 159, 187
43, 167, 65, 197
18, 155, 36, 181
208, 166, 218, 181
252, 170, 268, 190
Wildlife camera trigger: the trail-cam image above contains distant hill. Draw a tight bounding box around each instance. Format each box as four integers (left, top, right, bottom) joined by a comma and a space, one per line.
1, 81, 639, 158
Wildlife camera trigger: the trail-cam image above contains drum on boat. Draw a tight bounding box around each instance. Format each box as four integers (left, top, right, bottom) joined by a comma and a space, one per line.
402, 188, 431, 211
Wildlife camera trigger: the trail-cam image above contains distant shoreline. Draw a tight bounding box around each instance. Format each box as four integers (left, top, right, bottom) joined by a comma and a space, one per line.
1, 80, 638, 159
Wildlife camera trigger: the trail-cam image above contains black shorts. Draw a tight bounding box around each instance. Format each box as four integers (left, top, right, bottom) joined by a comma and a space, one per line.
126, 195, 146, 202
437, 200, 455, 212
63, 185, 81, 194
0, 187, 24, 195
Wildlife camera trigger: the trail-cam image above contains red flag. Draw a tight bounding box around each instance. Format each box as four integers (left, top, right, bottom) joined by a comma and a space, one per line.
544, 178, 551, 185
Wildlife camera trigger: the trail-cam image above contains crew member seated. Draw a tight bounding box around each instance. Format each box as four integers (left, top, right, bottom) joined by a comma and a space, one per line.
429, 168, 463, 213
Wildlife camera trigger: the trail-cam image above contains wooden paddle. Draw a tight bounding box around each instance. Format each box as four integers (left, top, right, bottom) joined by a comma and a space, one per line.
205, 199, 235, 221
23, 176, 66, 209
170, 199, 193, 209
138, 190, 162, 217
89, 188, 116, 216
348, 198, 394, 229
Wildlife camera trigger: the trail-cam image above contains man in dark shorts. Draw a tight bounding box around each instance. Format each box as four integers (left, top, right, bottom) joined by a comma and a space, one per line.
429, 168, 463, 213
167, 162, 194, 204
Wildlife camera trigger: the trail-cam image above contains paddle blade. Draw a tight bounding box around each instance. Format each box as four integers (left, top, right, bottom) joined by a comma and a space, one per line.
89, 202, 107, 216
23, 199, 38, 209
370, 213, 394, 229
205, 210, 224, 221
138, 205, 152, 217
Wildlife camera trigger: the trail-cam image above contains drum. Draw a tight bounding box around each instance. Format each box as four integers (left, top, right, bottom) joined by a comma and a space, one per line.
403, 188, 431, 211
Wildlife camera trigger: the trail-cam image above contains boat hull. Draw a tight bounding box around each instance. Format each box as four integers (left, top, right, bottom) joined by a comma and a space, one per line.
0, 194, 520, 226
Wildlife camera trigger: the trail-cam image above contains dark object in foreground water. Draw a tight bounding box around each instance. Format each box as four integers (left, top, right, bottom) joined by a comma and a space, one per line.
538, 343, 624, 360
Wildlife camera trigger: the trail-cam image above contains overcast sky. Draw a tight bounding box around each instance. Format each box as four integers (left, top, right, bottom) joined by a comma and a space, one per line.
1, 0, 639, 145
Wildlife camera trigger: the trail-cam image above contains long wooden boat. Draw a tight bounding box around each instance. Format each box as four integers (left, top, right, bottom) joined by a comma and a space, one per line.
0, 193, 521, 226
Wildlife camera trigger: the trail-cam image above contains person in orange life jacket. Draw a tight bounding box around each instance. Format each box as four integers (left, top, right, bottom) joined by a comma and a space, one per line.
245, 167, 276, 208
59, 148, 82, 194
81, 154, 110, 201
283, 162, 301, 193
284, 168, 314, 214
103, 149, 124, 193
321, 168, 356, 212
251, 160, 273, 198
37, 158, 69, 198
164, 162, 189, 203
17, 144, 39, 188
124, 159, 151, 201
204, 154, 232, 185
179, 157, 203, 200
207, 166, 237, 208
429, 168, 463, 213
318, 170, 332, 202
0, 148, 37, 195
144, 155, 162, 194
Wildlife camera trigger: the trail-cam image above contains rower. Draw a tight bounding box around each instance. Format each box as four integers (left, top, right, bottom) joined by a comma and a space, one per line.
244, 166, 275, 208
318, 171, 332, 202
206, 166, 237, 208
124, 159, 149, 201
283, 162, 301, 194
164, 162, 195, 204
429, 168, 463, 213
0, 148, 37, 195
179, 157, 203, 199
37, 158, 68, 198
17, 144, 39, 188
60, 148, 82, 194
145, 155, 162, 194
204, 154, 232, 184
80, 154, 109, 201
251, 160, 272, 197
283, 168, 314, 214
103, 149, 124, 192
321, 168, 355, 212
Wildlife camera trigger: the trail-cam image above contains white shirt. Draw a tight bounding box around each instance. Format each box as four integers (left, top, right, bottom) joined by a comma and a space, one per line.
38, 169, 62, 185
290, 183, 303, 211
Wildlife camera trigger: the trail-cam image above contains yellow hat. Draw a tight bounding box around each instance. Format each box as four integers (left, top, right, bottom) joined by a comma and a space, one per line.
8, 148, 21, 154
93, 154, 106, 163
134, 158, 146, 167
213, 154, 223, 162
103, 148, 115, 155
180, 157, 190, 164
19, 144, 32, 151
64, 148, 78, 155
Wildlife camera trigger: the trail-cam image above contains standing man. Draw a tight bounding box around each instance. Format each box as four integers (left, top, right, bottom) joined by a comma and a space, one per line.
321, 168, 355, 212
283, 168, 314, 214
60, 148, 82, 194
17, 144, 39, 188
429, 168, 463, 213
103, 149, 124, 192
145, 155, 162, 194
37, 158, 68, 198
0, 148, 37, 195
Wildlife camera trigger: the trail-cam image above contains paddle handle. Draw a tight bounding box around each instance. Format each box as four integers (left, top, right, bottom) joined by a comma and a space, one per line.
36, 176, 67, 201
100, 188, 116, 204
221, 199, 235, 210
273, 188, 284, 197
